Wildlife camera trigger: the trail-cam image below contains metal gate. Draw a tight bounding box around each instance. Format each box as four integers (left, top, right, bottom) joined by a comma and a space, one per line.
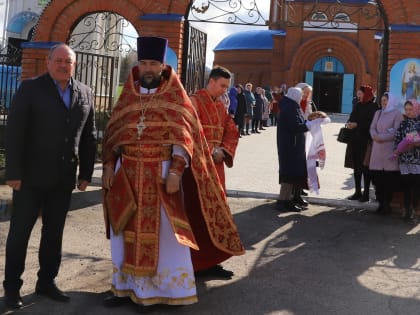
74, 52, 116, 143
183, 0, 267, 92
69, 11, 137, 159
0, 48, 22, 156
181, 25, 207, 95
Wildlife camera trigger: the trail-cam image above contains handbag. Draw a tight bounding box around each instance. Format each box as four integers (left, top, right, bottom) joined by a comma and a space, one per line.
337, 126, 353, 143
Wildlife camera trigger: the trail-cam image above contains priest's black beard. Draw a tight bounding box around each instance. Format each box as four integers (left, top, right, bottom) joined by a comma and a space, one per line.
140, 76, 161, 90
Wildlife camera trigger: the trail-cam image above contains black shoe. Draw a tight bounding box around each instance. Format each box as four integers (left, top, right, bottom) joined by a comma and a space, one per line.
246, 131, 250, 135
240, 131, 245, 136
277, 200, 301, 212
347, 192, 362, 200
194, 265, 234, 279
259, 127, 265, 130
293, 196, 309, 208
103, 295, 131, 308
301, 190, 308, 196
4, 290, 23, 309
35, 282, 69, 302
255, 130, 261, 134
358, 194, 369, 202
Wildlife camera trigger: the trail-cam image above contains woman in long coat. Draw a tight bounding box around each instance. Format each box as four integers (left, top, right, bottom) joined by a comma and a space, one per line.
252, 87, 264, 133
345, 85, 378, 201
234, 84, 246, 136
369, 93, 403, 213
276, 87, 309, 212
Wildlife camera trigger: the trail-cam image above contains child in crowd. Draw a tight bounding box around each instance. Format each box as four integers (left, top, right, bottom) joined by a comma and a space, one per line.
306, 111, 330, 194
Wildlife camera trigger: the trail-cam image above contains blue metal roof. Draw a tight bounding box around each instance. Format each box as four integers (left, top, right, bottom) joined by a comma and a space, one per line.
7, 11, 39, 34
214, 30, 285, 51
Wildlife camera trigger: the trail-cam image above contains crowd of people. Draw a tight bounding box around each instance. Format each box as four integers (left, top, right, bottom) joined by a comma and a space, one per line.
226, 83, 277, 137
344, 85, 420, 223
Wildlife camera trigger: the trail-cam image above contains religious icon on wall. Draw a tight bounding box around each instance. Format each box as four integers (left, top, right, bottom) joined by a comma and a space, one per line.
390, 58, 420, 112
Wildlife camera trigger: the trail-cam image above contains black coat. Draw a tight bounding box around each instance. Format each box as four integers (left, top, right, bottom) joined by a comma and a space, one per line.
277, 96, 309, 184
5, 73, 97, 190
253, 93, 263, 120
234, 92, 246, 125
344, 100, 378, 169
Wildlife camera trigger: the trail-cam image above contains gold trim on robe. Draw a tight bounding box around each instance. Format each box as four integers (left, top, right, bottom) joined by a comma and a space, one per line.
102, 65, 244, 276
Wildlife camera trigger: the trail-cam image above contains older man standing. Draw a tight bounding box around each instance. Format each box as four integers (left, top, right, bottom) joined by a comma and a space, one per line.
3, 43, 97, 309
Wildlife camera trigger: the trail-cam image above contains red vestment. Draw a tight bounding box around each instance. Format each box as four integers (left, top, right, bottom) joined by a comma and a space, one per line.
189, 89, 239, 189
102, 66, 244, 276
186, 89, 240, 271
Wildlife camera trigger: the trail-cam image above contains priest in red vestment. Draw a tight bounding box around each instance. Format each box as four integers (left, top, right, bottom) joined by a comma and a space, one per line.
186, 66, 240, 278
101, 37, 244, 308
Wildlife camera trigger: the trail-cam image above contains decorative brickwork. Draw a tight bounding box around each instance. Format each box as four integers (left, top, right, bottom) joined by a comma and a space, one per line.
19, 0, 420, 92
21, 0, 190, 79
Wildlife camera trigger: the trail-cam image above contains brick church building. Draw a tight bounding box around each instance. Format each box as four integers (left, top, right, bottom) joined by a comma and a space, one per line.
213, 0, 419, 113
12, 0, 420, 115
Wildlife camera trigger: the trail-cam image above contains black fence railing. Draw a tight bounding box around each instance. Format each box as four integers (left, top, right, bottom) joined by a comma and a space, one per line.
74, 51, 117, 160
0, 56, 22, 156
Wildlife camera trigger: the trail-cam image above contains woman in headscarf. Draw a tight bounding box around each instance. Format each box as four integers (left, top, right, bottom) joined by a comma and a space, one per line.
394, 99, 420, 222
295, 82, 315, 120
369, 93, 403, 214
344, 85, 378, 202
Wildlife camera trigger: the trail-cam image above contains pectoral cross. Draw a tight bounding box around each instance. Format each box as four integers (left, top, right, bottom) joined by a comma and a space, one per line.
137, 115, 146, 138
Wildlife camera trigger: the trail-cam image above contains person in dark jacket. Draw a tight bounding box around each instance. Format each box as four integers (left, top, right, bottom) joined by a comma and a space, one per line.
3, 43, 97, 309
234, 84, 247, 136
276, 87, 316, 212
252, 87, 264, 133
243, 83, 255, 135
344, 85, 378, 202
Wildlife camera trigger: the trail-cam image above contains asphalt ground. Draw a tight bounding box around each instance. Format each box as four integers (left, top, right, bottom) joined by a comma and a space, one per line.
0, 114, 419, 315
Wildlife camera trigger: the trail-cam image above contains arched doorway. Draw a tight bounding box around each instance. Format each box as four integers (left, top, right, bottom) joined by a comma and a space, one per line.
306, 56, 354, 114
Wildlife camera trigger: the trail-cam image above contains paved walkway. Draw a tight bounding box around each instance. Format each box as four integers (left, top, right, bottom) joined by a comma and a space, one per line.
0, 113, 375, 219
225, 114, 376, 210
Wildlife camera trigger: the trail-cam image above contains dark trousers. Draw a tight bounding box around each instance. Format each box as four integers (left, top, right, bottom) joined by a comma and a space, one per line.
3, 186, 72, 292
372, 170, 400, 208
402, 174, 420, 210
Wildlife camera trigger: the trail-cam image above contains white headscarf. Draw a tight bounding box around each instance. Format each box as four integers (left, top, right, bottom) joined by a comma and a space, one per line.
295, 82, 310, 90
286, 87, 302, 104
383, 92, 398, 112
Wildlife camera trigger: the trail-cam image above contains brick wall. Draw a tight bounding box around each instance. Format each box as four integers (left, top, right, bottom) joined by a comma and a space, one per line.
21, 0, 189, 79
19, 0, 420, 90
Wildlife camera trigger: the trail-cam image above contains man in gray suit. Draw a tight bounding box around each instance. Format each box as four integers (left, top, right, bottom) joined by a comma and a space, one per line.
3, 43, 97, 309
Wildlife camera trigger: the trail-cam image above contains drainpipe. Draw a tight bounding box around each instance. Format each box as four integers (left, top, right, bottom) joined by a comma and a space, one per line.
378, 1, 389, 97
